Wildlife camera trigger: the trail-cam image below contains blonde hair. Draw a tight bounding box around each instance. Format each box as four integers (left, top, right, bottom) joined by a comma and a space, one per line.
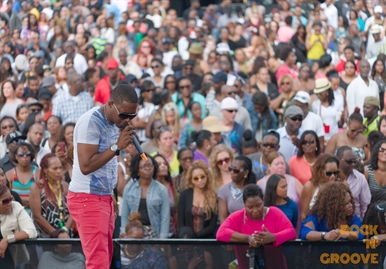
161, 102, 180, 136
209, 144, 234, 191
186, 161, 218, 220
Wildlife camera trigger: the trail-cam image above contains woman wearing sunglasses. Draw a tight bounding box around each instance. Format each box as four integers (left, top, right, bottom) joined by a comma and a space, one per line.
365, 140, 386, 196
289, 130, 321, 185
178, 161, 218, 238
325, 108, 369, 164
209, 144, 234, 192
300, 182, 363, 242
300, 154, 346, 221
258, 151, 302, 209
145, 58, 166, 88
0, 184, 37, 268
30, 154, 73, 238
6, 142, 39, 214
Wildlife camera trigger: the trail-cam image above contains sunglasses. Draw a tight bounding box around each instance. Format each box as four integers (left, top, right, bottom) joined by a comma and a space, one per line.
180, 85, 190, 89
350, 128, 363, 134
379, 147, 386, 153
31, 109, 41, 113
217, 157, 231, 166
262, 142, 278, 148
112, 103, 137, 120
226, 109, 238, 113
281, 82, 291, 86
17, 151, 32, 157
342, 159, 357, 165
180, 156, 193, 162
193, 175, 206, 181
290, 117, 303, 122
143, 89, 153, 93
166, 80, 176, 84
184, 66, 193, 70
227, 91, 237, 96
0, 197, 12, 205
228, 166, 244, 174
324, 170, 340, 177
302, 139, 315, 145
151, 65, 160, 69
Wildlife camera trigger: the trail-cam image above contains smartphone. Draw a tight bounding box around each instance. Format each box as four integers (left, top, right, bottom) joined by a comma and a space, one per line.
58, 142, 66, 152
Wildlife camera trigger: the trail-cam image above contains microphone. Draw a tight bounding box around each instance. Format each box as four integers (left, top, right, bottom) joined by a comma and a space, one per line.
121, 124, 147, 161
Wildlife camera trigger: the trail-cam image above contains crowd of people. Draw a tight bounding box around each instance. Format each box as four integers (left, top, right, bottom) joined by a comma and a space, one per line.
1, 0, 386, 268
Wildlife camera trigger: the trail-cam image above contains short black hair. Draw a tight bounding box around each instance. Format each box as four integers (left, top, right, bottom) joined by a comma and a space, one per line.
14, 142, 35, 163
191, 130, 212, 149
336, 145, 352, 159
243, 184, 263, 203
111, 84, 138, 105
297, 130, 321, 157
28, 76, 39, 83
344, 45, 355, 52
130, 153, 158, 180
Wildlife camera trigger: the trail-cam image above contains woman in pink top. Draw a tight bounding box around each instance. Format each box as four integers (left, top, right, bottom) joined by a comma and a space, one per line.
289, 131, 321, 185
257, 152, 303, 206
276, 46, 299, 86
216, 184, 296, 269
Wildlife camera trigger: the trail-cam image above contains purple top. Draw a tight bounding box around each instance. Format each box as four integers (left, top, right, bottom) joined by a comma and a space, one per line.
193, 150, 209, 166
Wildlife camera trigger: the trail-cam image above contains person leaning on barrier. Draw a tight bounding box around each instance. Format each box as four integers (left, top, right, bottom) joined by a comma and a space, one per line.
0, 183, 37, 268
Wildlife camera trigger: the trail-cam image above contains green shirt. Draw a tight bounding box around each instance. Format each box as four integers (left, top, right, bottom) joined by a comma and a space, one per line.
363, 115, 380, 137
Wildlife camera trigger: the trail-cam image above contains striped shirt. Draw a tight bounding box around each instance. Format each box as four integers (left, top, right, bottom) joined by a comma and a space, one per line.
12, 166, 37, 213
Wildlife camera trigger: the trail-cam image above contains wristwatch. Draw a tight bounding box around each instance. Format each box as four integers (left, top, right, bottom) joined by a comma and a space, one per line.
110, 144, 120, 156
7, 234, 15, 244
321, 232, 326, 241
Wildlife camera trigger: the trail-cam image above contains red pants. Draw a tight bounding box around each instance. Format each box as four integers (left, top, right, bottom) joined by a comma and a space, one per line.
67, 192, 115, 269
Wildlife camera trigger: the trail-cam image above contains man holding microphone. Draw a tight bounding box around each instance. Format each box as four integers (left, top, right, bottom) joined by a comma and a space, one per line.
67, 84, 138, 269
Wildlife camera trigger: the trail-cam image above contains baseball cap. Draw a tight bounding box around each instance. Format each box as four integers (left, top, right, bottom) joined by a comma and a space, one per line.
185, 59, 195, 66
27, 100, 44, 109
294, 91, 310, 104
6, 131, 26, 145
15, 55, 28, 71
38, 88, 53, 100
221, 97, 238, 110
33, 50, 45, 59
265, 129, 280, 143
374, 5, 383, 14
42, 76, 55, 88
211, 71, 227, 84
106, 59, 119, 69
284, 105, 304, 118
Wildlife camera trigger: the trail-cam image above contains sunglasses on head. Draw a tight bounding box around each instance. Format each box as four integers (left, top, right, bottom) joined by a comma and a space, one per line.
262, 142, 278, 148
342, 159, 357, 165
17, 151, 32, 157
226, 109, 238, 113
324, 170, 340, 177
217, 157, 231, 166
302, 139, 315, 145
0, 197, 12, 205
228, 166, 244, 174
290, 116, 303, 122
112, 103, 137, 120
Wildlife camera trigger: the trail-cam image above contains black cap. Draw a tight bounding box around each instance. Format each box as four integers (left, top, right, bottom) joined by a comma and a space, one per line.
185, 59, 195, 66
6, 131, 26, 145
211, 71, 227, 83
125, 74, 138, 84
38, 89, 53, 100
27, 100, 44, 109
265, 129, 280, 143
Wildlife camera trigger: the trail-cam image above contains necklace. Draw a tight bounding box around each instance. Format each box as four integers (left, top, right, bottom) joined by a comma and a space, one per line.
47, 180, 63, 221
345, 130, 357, 147
109, 77, 120, 90
303, 155, 315, 166
124, 245, 143, 259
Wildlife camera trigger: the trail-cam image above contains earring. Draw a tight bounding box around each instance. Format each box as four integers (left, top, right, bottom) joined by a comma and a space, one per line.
244, 175, 247, 179
206, 145, 211, 150
316, 147, 318, 151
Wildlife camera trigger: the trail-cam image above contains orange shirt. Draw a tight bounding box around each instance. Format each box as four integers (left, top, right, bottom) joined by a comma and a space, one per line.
288, 156, 312, 185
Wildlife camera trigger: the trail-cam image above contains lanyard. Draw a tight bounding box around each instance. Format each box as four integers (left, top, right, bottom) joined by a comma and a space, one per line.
47, 181, 63, 222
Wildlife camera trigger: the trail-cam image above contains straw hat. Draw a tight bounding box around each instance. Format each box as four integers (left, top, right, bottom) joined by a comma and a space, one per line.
314, 78, 331, 94
203, 116, 229, 133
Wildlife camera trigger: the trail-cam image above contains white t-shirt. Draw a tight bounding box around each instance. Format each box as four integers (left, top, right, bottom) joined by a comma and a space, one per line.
136, 102, 156, 142
312, 100, 339, 141
301, 111, 325, 138
69, 107, 119, 195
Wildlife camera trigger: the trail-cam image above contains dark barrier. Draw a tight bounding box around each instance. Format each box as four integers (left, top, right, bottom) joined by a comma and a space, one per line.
5, 239, 386, 269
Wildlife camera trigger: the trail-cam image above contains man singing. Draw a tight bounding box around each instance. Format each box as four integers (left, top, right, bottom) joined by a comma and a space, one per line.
67, 84, 138, 269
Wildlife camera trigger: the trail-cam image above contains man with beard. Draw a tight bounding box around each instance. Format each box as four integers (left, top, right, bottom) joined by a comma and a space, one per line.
27, 124, 50, 166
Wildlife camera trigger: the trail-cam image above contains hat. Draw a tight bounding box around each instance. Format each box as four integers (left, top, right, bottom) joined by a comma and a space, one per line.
30, 7, 40, 20
364, 96, 380, 108
189, 42, 203, 54
211, 71, 228, 84
40, 0, 50, 6
27, 100, 44, 109
216, 43, 231, 54
375, 5, 383, 14
294, 91, 310, 104
6, 131, 26, 145
284, 105, 304, 118
221, 97, 238, 110
42, 76, 55, 87
106, 59, 119, 69
265, 129, 280, 143
41, 7, 53, 20
125, 74, 138, 84
371, 24, 381, 34
38, 88, 53, 100
33, 50, 44, 59
314, 78, 331, 94
185, 59, 195, 66
43, 65, 52, 71
15, 55, 28, 71
203, 116, 229, 133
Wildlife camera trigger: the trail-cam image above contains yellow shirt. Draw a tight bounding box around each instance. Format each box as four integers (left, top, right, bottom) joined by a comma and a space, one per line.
307, 33, 325, 61
150, 151, 180, 177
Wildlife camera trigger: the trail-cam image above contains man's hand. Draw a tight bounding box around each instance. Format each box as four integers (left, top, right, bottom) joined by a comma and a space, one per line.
117, 125, 136, 150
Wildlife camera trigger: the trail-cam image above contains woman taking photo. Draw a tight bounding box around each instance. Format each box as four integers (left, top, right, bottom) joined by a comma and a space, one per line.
178, 161, 218, 238
151, 127, 179, 177
326, 108, 368, 162
365, 140, 386, 195
339, 60, 357, 92
52, 142, 72, 184
306, 22, 327, 65
300, 182, 363, 241
0, 184, 37, 268
179, 102, 203, 148
120, 153, 170, 238
42, 116, 62, 152
289, 130, 321, 186
209, 144, 234, 192
264, 174, 298, 228
300, 154, 346, 221
0, 80, 23, 120
30, 154, 73, 237
216, 184, 296, 269
191, 130, 217, 166
258, 152, 303, 206
218, 156, 256, 224
173, 147, 194, 195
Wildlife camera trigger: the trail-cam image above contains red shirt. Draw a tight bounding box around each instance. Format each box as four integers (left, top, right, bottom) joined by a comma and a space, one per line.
335, 59, 359, 75
94, 75, 125, 105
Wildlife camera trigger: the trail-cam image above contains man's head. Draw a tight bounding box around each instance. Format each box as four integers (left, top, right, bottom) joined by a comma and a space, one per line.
118, 49, 128, 66
27, 100, 43, 114
211, 71, 227, 93
28, 76, 40, 96
363, 96, 380, 119
336, 146, 357, 175
359, 60, 370, 79
106, 84, 139, 129
38, 89, 53, 113
221, 85, 237, 100
284, 105, 304, 133
42, 76, 55, 93
63, 41, 75, 56
344, 45, 355, 61
31, 30, 40, 45
178, 77, 193, 98
161, 38, 172, 52
106, 59, 119, 81
68, 73, 83, 95
328, 71, 340, 91
261, 130, 280, 158
27, 124, 44, 147
371, 24, 382, 42
349, 24, 359, 36
375, 5, 383, 19
184, 59, 195, 76
6, 131, 26, 157
221, 97, 238, 125
293, 91, 310, 117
